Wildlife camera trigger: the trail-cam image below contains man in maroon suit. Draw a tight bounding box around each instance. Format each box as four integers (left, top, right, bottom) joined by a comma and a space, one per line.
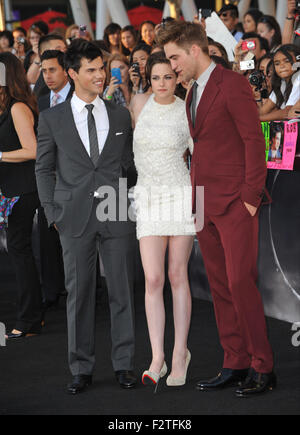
157, 21, 276, 397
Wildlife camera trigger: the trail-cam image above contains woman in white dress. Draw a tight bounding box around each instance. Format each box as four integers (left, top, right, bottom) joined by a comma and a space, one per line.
131, 53, 195, 388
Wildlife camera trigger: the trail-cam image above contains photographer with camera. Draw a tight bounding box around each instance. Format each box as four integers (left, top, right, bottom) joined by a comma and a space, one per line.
233, 32, 269, 74
129, 43, 152, 95
103, 53, 132, 107
258, 44, 300, 121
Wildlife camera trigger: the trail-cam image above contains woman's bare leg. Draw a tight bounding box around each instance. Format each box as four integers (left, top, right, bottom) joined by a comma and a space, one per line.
168, 235, 194, 379
139, 236, 168, 374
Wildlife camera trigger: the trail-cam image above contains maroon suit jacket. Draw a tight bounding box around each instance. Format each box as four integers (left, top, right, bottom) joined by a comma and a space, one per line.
186, 64, 267, 216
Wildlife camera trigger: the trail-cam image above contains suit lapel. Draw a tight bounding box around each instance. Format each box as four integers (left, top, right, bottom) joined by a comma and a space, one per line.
186, 65, 222, 136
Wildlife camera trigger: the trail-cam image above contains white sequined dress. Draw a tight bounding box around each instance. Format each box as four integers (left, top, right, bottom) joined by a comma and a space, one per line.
133, 94, 195, 240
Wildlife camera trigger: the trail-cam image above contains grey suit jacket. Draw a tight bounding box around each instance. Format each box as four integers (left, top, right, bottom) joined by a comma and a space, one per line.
35, 97, 136, 238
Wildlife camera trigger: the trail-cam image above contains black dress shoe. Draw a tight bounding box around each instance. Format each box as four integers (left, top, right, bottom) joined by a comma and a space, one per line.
115, 371, 137, 389
67, 375, 93, 395
235, 369, 277, 398
196, 368, 249, 391
6, 330, 41, 340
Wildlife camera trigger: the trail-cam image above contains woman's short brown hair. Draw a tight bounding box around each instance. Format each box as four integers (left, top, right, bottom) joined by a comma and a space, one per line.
156, 21, 209, 55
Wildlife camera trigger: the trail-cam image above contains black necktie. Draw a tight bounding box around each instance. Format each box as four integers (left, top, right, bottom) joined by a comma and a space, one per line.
85, 104, 100, 166
191, 81, 199, 128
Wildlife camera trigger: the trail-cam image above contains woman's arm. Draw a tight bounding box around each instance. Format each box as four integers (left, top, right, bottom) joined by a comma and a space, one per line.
258, 98, 276, 116
1, 103, 37, 163
260, 106, 291, 121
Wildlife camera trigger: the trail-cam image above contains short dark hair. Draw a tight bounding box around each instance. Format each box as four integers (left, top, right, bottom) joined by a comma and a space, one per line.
242, 32, 270, 53
39, 34, 66, 54
13, 26, 27, 36
41, 49, 65, 69
64, 38, 103, 75
0, 30, 14, 47
32, 20, 49, 36
156, 20, 209, 55
219, 4, 239, 19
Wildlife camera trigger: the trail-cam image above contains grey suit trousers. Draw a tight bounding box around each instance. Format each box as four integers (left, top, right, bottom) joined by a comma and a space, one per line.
59, 201, 136, 376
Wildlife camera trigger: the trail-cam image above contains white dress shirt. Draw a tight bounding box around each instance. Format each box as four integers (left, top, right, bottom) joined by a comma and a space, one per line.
50, 82, 71, 107
194, 61, 217, 111
71, 93, 109, 157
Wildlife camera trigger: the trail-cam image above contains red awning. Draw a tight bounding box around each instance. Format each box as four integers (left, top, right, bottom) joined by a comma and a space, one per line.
21, 10, 68, 32
128, 5, 163, 29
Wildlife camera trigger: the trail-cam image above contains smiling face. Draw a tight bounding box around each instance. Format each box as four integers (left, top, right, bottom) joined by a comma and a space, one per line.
150, 62, 177, 102
68, 56, 106, 101
141, 23, 155, 46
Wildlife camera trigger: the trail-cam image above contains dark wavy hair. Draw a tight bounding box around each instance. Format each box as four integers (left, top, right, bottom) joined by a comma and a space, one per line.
0, 52, 38, 115
103, 23, 121, 52
258, 15, 282, 51
271, 44, 300, 109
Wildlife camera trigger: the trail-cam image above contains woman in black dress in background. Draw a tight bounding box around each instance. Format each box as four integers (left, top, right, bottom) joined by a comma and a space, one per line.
0, 52, 42, 339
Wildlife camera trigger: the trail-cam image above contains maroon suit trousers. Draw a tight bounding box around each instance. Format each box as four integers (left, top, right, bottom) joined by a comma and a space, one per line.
197, 198, 274, 373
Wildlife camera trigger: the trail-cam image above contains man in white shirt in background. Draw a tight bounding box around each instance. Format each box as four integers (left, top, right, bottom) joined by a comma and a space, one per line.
39, 50, 73, 112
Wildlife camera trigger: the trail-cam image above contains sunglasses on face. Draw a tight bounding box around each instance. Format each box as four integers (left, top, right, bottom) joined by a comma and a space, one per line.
219, 12, 230, 18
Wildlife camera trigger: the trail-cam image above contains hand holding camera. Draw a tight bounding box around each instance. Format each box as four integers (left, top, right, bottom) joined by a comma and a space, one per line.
129, 62, 141, 91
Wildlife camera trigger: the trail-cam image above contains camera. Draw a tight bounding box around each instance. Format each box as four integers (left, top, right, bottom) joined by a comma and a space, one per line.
240, 60, 255, 71
249, 70, 268, 99
17, 37, 25, 45
249, 70, 265, 89
79, 25, 87, 37
242, 40, 256, 51
131, 62, 140, 76
199, 9, 212, 20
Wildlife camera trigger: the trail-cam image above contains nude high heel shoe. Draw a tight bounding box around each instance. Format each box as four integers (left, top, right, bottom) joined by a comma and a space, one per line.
166, 350, 191, 387
142, 362, 168, 387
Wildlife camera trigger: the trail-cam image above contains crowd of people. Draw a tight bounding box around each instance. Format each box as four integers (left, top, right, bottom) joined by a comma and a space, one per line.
0, 0, 299, 398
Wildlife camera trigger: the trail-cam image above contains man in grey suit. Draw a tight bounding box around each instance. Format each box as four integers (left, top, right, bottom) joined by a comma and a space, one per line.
36, 39, 137, 394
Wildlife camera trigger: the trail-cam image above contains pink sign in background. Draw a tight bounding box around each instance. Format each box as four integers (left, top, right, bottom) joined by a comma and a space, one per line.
267, 121, 298, 171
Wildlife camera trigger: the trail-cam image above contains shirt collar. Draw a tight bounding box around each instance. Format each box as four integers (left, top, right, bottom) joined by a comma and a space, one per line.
72, 93, 104, 114
50, 82, 71, 101
196, 61, 216, 87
